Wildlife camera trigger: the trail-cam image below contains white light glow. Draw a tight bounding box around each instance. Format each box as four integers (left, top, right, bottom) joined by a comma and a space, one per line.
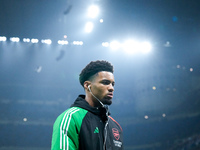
73, 41, 83, 45
41, 39, 52, 45
110, 41, 121, 50
23, 118, 27, 122
85, 22, 94, 33
58, 40, 68, 45
122, 40, 152, 54
177, 65, 180, 69
88, 5, 99, 18
10, 37, 20, 42
0, 36, 7, 41
102, 42, 109, 47
31, 38, 39, 43
100, 19, 104, 23
23, 38, 30, 43
141, 42, 152, 54
122, 40, 139, 54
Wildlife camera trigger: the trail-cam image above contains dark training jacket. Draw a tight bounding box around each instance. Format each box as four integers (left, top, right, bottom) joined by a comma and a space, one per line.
51, 95, 124, 150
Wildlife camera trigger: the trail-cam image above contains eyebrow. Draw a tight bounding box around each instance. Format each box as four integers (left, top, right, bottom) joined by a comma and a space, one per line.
101, 79, 115, 84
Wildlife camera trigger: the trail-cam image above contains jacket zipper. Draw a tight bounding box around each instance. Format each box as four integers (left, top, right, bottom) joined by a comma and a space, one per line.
103, 117, 110, 150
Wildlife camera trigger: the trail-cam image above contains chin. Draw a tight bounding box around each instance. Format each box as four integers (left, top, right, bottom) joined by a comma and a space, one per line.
104, 100, 112, 105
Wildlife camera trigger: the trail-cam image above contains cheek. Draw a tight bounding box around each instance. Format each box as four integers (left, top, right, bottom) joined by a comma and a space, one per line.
94, 86, 106, 96
99, 87, 107, 95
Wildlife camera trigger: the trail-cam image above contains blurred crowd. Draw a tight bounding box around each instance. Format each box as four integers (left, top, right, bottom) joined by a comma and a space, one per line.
170, 133, 200, 150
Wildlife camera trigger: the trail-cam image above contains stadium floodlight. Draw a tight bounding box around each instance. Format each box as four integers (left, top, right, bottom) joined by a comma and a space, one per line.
58, 40, 68, 45
23, 118, 27, 122
79, 41, 83, 45
122, 40, 152, 54
73, 41, 83, 45
144, 115, 149, 119
23, 38, 30, 43
140, 42, 152, 54
110, 41, 121, 50
102, 42, 109, 47
88, 5, 99, 18
100, 19, 104, 23
122, 40, 140, 54
31, 38, 39, 43
10, 37, 20, 42
41, 39, 52, 45
85, 22, 94, 33
0, 36, 7, 42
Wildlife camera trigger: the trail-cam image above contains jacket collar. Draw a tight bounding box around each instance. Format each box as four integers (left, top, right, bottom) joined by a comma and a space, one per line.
71, 95, 109, 122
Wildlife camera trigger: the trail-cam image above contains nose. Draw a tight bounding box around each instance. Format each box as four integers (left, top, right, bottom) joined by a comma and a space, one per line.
108, 83, 114, 92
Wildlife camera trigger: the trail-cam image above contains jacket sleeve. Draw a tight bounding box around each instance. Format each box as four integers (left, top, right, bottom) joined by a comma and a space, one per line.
109, 116, 124, 150
51, 108, 80, 150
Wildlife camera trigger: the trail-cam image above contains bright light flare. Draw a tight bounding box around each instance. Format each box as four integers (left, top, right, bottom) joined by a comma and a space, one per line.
31, 38, 39, 43
110, 41, 121, 50
73, 41, 83, 45
23, 38, 30, 43
0, 36, 7, 41
85, 22, 94, 33
141, 42, 152, 54
102, 42, 109, 47
88, 5, 99, 18
122, 40, 139, 54
10, 37, 20, 42
23, 118, 27, 122
122, 40, 152, 54
58, 40, 68, 45
41, 39, 52, 45
100, 19, 104, 23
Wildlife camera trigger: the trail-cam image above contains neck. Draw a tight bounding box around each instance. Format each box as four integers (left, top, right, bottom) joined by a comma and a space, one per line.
85, 93, 102, 107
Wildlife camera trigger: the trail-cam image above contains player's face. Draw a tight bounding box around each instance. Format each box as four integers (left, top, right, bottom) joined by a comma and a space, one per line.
91, 71, 115, 105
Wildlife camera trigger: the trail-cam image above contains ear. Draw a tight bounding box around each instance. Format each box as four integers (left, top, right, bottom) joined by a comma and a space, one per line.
83, 81, 91, 91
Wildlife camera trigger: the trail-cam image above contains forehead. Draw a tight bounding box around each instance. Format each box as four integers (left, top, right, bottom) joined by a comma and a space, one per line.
95, 71, 114, 81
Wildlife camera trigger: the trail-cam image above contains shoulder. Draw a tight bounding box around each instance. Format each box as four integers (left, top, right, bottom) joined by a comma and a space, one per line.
54, 107, 88, 127
109, 116, 123, 132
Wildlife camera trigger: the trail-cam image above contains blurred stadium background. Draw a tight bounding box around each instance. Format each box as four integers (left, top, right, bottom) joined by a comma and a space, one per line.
0, 0, 200, 149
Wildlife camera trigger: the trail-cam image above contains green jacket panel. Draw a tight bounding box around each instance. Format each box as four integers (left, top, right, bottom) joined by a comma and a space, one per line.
51, 107, 87, 150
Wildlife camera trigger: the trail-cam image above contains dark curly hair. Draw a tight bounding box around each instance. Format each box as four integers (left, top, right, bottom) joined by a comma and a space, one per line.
79, 60, 114, 87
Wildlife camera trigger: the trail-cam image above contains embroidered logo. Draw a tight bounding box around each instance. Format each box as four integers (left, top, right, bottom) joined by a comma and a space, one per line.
94, 127, 99, 133
113, 140, 122, 147
112, 128, 120, 140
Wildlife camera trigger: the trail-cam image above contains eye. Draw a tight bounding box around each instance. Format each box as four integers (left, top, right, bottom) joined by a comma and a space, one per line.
102, 80, 110, 85
101, 80, 115, 86
112, 82, 115, 87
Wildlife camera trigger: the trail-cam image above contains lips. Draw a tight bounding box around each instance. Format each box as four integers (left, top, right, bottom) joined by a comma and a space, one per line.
107, 93, 113, 98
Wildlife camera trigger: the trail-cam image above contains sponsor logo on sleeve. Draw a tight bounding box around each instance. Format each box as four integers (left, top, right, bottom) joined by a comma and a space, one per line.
112, 128, 120, 140
113, 140, 122, 148
112, 128, 122, 147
